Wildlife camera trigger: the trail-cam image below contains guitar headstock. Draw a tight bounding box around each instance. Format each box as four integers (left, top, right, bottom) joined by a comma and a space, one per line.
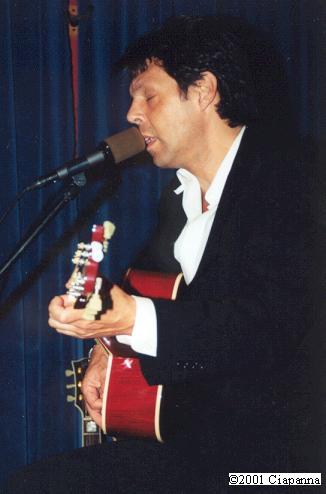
67, 221, 115, 319
65, 357, 102, 447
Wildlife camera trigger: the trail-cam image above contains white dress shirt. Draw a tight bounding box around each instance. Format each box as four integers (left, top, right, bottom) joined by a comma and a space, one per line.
117, 127, 245, 356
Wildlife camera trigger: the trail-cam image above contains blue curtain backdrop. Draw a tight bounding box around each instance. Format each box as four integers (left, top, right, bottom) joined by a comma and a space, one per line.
0, 0, 324, 483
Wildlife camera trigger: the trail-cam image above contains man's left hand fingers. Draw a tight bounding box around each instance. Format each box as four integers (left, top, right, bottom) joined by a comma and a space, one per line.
48, 318, 97, 338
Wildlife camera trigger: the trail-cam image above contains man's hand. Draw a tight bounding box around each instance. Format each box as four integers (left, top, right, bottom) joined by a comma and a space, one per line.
81, 344, 108, 427
48, 284, 136, 339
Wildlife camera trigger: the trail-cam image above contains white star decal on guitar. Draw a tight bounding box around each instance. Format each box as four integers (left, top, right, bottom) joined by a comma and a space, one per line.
122, 358, 134, 369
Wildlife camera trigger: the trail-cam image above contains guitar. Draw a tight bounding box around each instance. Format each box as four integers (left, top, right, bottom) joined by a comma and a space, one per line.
68, 223, 183, 442
65, 357, 102, 447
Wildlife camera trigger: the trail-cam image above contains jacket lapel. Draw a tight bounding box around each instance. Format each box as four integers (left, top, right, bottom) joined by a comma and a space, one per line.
193, 125, 263, 279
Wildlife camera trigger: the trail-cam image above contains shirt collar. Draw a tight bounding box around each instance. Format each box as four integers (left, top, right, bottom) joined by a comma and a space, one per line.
174, 126, 246, 212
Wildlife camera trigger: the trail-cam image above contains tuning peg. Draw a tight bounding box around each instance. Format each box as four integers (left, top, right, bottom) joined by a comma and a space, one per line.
66, 395, 75, 402
84, 278, 103, 320
65, 369, 74, 377
90, 241, 104, 263
103, 221, 116, 240
66, 383, 75, 389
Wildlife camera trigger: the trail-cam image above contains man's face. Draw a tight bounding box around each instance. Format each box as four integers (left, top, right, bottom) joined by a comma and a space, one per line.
127, 62, 204, 170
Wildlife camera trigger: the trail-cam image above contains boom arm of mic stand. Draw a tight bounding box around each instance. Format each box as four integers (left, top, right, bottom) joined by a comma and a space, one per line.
0, 174, 87, 278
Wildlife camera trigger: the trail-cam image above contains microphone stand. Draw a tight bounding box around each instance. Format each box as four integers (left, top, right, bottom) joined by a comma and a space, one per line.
0, 173, 87, 278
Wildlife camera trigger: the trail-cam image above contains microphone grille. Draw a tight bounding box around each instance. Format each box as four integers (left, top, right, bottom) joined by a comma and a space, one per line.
104, 127, 145, 164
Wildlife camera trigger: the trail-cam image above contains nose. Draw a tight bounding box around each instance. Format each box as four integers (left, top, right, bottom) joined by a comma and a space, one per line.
126, 100, 144, 126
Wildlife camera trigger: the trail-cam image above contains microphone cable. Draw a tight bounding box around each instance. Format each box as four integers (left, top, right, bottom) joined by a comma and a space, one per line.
0, 185, 32, 227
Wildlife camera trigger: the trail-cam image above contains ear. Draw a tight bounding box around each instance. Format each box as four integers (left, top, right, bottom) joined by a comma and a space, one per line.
196, 71, 219, 111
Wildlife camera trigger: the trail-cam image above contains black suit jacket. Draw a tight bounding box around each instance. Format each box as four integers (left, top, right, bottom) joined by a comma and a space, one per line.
135, 124, 318, 471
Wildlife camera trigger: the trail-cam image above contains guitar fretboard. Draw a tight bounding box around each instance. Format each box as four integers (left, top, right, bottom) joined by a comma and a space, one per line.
83, 416, 102, 446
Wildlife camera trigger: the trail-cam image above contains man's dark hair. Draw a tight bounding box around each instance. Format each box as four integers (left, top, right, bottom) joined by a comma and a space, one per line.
118, 15, 259, 127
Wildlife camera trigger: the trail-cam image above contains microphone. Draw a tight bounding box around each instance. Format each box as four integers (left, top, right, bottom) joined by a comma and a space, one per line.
27, 127, 145, 191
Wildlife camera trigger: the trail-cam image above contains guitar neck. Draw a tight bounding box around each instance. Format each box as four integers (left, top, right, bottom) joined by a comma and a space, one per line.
83, 416, 102, 447
66, 357, 103, 448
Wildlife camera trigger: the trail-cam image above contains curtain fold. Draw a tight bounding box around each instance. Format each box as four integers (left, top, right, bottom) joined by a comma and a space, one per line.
0, 0, 324, 483
0, 0, 82, 481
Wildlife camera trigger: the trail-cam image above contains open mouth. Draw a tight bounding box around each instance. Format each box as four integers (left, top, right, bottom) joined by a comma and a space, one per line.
144, 136, 157, 148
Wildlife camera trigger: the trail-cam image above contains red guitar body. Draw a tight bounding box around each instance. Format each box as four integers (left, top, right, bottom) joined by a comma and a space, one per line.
99, 270, 183, 442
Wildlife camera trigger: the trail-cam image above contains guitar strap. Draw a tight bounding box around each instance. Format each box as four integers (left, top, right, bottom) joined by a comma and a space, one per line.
68, 0, 79, 155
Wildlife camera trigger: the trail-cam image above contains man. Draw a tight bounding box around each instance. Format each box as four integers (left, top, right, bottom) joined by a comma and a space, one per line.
4, 15, 318, 493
